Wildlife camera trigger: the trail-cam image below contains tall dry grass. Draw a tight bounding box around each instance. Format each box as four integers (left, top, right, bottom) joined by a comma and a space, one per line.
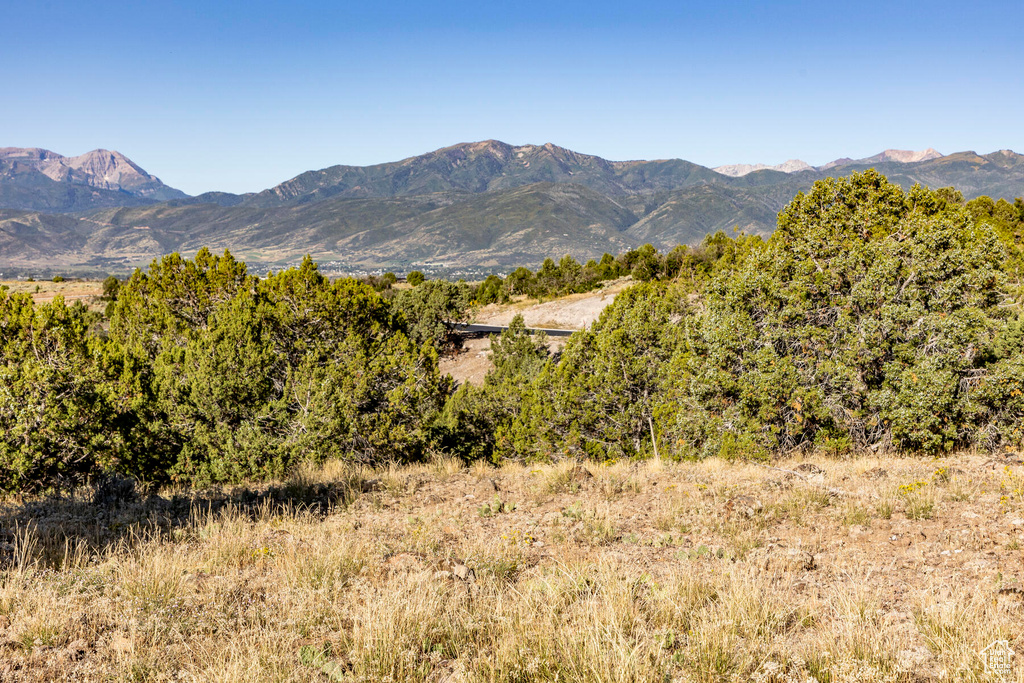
2, 454, 1023, 681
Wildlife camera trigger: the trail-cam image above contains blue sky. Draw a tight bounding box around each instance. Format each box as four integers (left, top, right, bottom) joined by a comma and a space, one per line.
3, 0, 1021, 195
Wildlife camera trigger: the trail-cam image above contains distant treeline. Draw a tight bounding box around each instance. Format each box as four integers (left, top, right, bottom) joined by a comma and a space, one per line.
2, 170, 1023, 493
365, 238, 745, 304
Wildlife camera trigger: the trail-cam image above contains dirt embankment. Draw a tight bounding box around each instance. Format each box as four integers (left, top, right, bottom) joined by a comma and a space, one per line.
472, 279, 629, 330
440, 279, 628, 386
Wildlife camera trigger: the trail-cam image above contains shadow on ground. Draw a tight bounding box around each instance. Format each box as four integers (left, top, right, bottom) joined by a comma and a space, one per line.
0, 473, 379, 569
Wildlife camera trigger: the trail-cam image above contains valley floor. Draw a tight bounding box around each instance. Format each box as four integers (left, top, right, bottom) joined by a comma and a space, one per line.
0, 279, 104, 311
2, 452, 1024, 682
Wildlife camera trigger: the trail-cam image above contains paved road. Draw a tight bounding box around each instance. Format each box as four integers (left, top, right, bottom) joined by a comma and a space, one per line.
450, 323, 577, 337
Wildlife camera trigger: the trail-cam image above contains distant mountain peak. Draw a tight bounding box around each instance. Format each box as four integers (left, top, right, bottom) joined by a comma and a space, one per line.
3, 140, 1023, 272
0, 146, 187, 212
714, 159, 813, 177
861, 148, 942, 165
721, 148, 945, 176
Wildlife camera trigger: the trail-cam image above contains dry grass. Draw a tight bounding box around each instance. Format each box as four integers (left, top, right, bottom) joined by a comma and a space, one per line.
3, 453, 1024, 681
0, 279, 105, 310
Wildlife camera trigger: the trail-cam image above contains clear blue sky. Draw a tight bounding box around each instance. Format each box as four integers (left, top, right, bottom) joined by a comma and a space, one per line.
3, 0, 1021, 195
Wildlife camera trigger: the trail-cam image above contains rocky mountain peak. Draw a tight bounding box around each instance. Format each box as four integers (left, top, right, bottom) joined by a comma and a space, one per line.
713, 159, 813, 177
0, 147, 186, 211
0, 147, 65, 162
60, 149, 153, 191
862, 148, 942, 164
720, 148, 946, 177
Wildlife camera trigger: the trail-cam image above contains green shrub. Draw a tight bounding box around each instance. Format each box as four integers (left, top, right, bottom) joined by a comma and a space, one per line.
504, 282, 686, 461
106, 251, 451, 486
0, 293, 114, 492
390, 279, 473, 348
665, 171, 1008, 456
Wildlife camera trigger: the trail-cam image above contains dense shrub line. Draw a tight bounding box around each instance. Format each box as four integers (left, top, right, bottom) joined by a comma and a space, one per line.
2, 171, 1023, 492
368, 236, 750, 306
2, 251, 451, 491
449, 172, 1024, 462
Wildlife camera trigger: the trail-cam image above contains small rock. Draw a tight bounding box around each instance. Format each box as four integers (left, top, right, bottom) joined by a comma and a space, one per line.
566, 464, 594, 483
109, 634, 132, 653
724, 495, 763, 519
451, 563, 476, 583
1010, 518, 1024, 526
386, 553, 425, 573
784, 549, 815, 571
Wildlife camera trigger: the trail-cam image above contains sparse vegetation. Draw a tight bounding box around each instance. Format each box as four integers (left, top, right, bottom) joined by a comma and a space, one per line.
2, 454, 1022, 681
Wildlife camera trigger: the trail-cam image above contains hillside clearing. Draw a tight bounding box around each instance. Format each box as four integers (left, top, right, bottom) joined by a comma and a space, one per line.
2, 452, 1023, 681
440, 280, 627, 386
472, 279, 630, 330
0, 279, 104, 310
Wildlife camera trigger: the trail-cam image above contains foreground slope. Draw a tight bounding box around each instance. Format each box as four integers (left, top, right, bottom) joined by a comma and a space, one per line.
2, 454, 1022, 681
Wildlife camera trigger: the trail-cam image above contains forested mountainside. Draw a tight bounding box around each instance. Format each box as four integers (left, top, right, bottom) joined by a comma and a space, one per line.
1, 142, 1022, 272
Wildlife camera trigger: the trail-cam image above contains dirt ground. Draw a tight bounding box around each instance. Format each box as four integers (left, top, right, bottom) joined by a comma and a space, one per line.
472, 279, 629, 330
2, 452, 1024, 681
439, 335, 568, 386
440, 280, 626, 386
0, 280, 105, 311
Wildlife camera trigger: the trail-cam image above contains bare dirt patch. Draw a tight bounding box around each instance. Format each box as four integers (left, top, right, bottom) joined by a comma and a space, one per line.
441, 281, 626, 386
473, 278, 629, 330
440, 336, 495, 387
1, 280, 105, 311
440, 335, 568, 387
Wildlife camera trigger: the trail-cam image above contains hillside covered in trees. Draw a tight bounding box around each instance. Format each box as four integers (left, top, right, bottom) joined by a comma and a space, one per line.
2, 171, 1024, 493
3, 142, 1024, 274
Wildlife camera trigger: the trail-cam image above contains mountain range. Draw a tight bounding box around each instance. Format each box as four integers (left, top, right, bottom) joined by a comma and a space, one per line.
0, 142, 1022, 274
712, 148, 944, 177
0, 148, 186, 213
